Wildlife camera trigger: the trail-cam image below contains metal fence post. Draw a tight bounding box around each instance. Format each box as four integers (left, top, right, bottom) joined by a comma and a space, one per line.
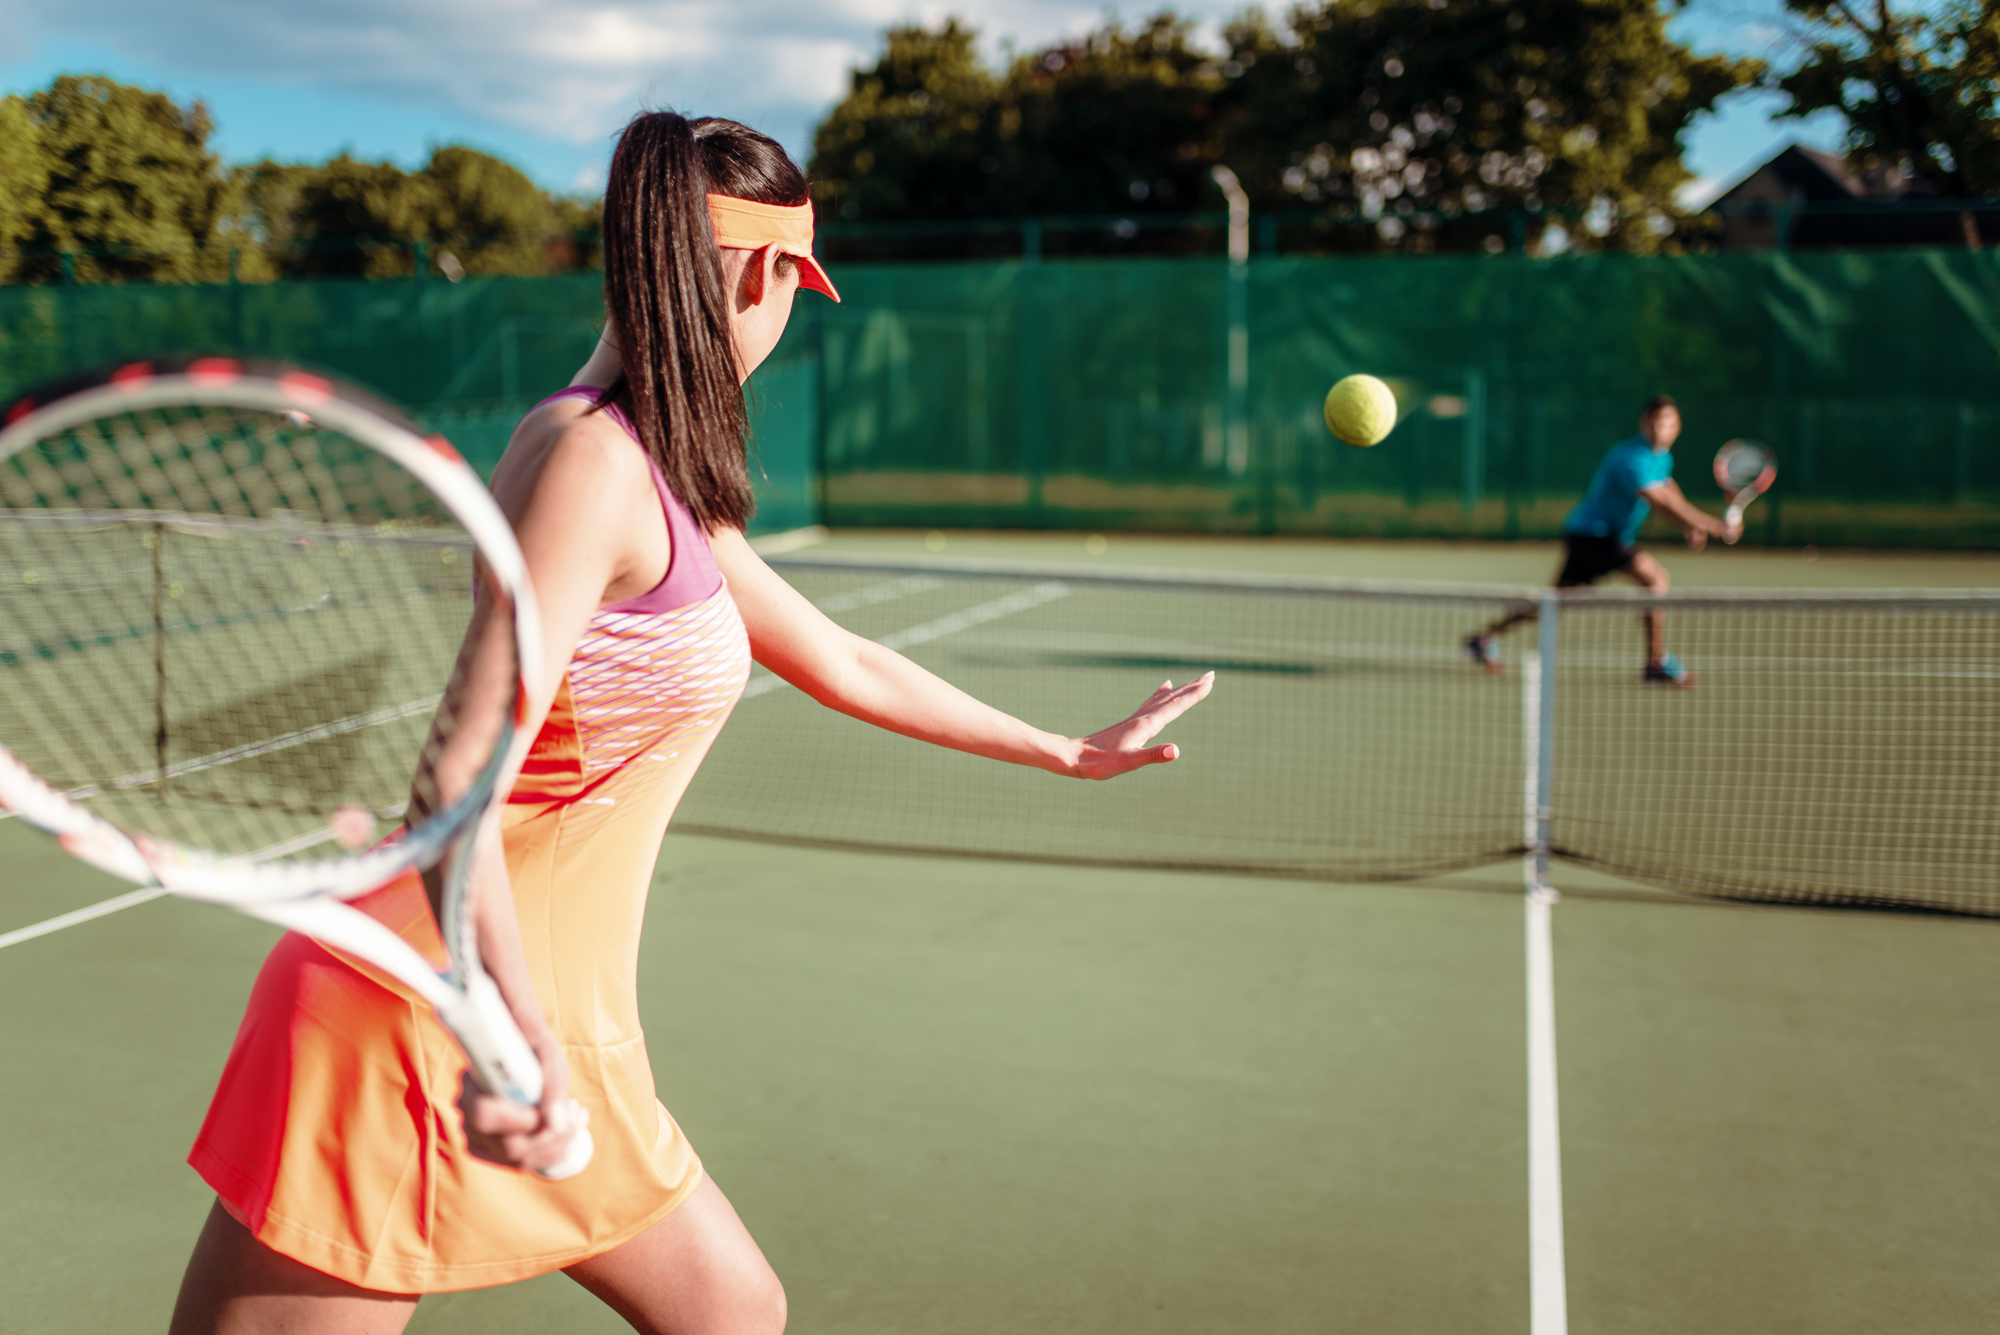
1016, 248, 1045, 526
1462, 367, 1487, 517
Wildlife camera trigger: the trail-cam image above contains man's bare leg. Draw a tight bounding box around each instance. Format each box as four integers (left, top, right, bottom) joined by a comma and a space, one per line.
1626, 552, 1670, 667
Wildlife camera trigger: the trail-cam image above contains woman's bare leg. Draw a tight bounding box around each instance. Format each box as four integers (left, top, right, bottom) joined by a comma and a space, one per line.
168, 1199, 419, 1335
564, 1175, 785, 1335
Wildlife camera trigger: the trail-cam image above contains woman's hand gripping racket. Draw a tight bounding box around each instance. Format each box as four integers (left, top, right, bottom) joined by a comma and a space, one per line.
0, 358, 591, 1180
1713, 439, 1777, 544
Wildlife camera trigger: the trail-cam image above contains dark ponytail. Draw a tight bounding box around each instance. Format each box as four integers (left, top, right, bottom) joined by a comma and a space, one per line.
597, 112, 807, 532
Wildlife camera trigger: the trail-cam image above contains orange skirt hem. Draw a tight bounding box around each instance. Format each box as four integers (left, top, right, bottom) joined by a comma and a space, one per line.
190, 1144, 706, 1295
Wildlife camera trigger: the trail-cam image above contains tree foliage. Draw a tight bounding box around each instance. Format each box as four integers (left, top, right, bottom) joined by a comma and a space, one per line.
4, 76, 246, 283
0, 75, 599, 285
1226, 0, 1756, 252
811, 17, 1230, 229
1775, 0, 2000, 195
812, 0, 1758, 253
241, 145, 596, 279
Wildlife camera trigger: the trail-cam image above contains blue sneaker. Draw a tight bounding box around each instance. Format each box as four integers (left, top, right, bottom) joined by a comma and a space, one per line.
1464, 634, 1504, 675
1644, 653, 1697, 688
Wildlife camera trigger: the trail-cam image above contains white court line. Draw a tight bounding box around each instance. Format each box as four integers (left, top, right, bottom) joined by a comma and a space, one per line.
0, 802, 408, 949
813, 575, 944, 616
1526, 888, 1567, 1335
743, 581, 1071, 700
0, 887, 169, 951
104, 695, 442, 792
747, 525, 829, 556
1, 695, 441, 821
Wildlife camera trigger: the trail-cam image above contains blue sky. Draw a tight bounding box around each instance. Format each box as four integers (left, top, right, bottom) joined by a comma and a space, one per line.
1, 0, 1847, 200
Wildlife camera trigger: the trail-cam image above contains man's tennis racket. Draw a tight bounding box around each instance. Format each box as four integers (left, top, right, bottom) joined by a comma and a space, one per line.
0, 357, 591, 1180
1713, 439, 1777, 544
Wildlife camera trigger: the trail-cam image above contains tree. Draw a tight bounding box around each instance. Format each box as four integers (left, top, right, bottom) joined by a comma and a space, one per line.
810, 3, 1758, 254
810, 21, 1006, 223
12, 76, 246, 283
0, 74, 597, 285
423, 146, 568, 275
1222, 0, 1758, 253
811, 16, 1228, 237
1774, 0, 2000, 197
0, 98, 50, 282
241, 146, 593, 278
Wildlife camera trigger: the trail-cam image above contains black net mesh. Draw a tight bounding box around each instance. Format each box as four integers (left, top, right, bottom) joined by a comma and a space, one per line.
0, 393, 497, 862
680, 556, 2000, 915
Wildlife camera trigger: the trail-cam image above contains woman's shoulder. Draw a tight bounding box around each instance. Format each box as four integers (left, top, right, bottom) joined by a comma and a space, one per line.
493, 390, 656, 514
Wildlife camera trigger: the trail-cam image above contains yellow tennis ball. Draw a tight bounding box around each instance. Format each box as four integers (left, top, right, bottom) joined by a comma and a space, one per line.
1323, 374, 1398, 447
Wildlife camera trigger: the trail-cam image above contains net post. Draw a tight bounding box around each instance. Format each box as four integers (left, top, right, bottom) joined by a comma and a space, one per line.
1524, 586, 1567, 1335
1531, 587, 1557, 897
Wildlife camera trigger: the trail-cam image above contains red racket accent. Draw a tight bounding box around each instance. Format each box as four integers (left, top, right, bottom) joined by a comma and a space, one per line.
424, 433, 464, 464
279, 372, 335, 406
187, 357, 243, 386
3, 398, 33, 427
111, 363, 155, 391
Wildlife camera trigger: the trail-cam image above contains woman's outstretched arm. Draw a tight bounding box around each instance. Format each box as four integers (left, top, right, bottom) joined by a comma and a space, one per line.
713, 531, 1212, 779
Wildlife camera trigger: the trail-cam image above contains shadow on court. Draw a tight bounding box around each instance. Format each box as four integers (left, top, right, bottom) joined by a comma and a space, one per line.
2, 821, 1996, 1334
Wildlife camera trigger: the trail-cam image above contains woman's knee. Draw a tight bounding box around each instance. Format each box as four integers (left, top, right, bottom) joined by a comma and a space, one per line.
747, 1268, 787, 1334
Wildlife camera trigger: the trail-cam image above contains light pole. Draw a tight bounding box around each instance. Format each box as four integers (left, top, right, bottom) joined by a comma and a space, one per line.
1210, 165, 1258, 524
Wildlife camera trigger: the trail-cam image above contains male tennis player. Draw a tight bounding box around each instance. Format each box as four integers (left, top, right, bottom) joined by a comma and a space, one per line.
1464, 395, 1739, 686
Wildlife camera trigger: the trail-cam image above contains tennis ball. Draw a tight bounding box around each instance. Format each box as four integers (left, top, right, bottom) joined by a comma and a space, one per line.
1323, 374, 1399, 447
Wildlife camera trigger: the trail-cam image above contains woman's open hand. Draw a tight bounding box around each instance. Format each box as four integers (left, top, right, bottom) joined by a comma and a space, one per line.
1070, 672, 1215, 779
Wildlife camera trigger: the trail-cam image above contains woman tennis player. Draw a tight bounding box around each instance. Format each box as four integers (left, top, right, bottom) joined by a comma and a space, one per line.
169, 112, 1211, 1333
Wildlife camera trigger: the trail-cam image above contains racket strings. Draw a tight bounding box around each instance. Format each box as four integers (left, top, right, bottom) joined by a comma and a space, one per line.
0, 400, 512, 862
1716, 441, 1775, 495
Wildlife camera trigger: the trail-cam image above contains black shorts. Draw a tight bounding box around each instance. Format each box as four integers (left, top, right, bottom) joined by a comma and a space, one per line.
1556, 535, 1640, 587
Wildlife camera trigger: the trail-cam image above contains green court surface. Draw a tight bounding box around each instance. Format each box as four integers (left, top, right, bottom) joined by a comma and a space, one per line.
2, 532, 1996, 1333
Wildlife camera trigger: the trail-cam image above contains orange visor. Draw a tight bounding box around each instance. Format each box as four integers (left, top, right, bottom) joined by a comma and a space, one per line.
707, 194, 840, 302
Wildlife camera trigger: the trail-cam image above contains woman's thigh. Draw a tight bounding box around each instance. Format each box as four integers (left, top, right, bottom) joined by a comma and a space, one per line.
168, 1199, 419, 1335
563, 1174, 785, 1335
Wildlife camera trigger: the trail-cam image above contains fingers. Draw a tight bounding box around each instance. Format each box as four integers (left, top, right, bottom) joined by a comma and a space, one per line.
458, 1074, 592, 1175
1138, 670, 1215, 726
1077, 741, 1180, 781
1075, 671, 1214, 779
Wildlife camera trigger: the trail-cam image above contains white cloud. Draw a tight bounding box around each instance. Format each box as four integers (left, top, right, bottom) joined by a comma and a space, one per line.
21, 0, 1238, 156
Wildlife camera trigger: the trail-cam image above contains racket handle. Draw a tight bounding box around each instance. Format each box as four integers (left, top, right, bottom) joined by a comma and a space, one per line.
450, 971, 547, 1104
445, 972, 597, 1179
1722, 502, 1743, 544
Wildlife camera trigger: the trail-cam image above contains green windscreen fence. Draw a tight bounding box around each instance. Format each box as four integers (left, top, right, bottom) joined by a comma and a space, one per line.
3, 248, 1997, 546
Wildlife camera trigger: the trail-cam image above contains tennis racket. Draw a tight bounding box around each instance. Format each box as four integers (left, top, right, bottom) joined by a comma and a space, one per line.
1713, 439, 1777, 544
0, 357, 591, 1180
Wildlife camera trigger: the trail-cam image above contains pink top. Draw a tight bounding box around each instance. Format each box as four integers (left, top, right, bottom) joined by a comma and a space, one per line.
534, 385, 724, 613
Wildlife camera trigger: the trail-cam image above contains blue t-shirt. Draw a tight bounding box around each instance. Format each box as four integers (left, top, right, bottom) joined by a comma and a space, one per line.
1563, 436, 1673, 547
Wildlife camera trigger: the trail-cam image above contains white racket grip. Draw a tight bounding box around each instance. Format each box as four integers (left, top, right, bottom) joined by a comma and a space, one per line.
441, 971, 595, 1181
1723, 502, 1743, 543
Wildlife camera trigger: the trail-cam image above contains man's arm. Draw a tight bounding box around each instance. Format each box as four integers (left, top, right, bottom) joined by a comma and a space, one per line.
1641, 480, 1739, 547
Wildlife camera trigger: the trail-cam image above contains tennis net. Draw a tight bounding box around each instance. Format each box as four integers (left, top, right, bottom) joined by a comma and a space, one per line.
678, 554, 2000, 916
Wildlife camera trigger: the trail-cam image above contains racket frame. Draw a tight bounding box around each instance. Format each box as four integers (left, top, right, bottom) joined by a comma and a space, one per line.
0, 360, 589, 1178
1713, 438, 1777, 543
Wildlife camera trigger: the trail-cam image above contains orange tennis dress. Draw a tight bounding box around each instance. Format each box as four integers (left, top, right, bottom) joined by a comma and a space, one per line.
188, 389, 752, 1292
